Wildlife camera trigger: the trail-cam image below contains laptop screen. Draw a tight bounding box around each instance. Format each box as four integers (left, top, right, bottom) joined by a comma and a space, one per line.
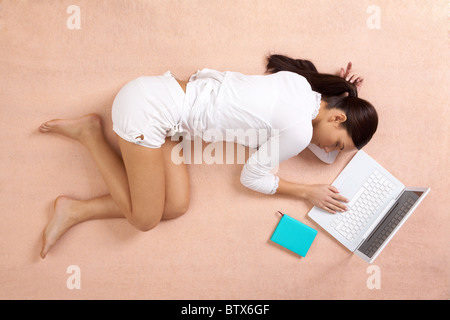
357, 190, 423, 258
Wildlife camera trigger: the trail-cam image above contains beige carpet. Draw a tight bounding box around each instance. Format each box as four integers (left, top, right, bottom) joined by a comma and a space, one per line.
0, 0, 448, 299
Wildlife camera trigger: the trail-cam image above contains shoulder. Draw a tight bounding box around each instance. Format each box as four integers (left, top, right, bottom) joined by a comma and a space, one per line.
270, 71, 313, 100
272, 71, 310, 86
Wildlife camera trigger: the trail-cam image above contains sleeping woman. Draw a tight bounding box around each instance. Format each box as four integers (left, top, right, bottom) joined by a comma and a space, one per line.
38, 54, 374, 258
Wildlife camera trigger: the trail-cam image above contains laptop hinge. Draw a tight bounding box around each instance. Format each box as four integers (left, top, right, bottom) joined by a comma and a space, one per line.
357, 188, 404, 251
394, 188, 406, 201
356, 238, 366, 250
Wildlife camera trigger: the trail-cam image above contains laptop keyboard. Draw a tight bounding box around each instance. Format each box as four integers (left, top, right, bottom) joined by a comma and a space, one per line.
330, 169, 395, 242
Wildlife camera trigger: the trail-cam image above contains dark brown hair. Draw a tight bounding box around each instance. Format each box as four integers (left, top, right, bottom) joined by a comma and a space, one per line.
266, 54, 378, 149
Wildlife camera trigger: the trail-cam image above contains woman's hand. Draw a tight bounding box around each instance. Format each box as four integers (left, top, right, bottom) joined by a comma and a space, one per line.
276, 179, 349, 214
304, 184, 349, 214
340, 62, 364, 93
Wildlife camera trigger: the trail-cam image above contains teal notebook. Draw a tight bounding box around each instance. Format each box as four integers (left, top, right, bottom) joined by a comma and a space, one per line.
271, 212, 318, 257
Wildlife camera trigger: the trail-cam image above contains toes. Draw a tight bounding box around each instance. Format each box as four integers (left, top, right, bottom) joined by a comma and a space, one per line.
39, 125, 47, 132
40, 231, 54, 259
39, 120, 61, 133
41, 248, 49, 259
40, 238, 49, 259
40, 247, 47, 259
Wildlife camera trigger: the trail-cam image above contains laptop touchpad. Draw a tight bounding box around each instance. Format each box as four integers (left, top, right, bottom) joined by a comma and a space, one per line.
339, 177, 360, 200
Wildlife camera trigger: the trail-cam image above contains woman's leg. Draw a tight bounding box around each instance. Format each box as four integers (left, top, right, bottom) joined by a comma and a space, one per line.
40, 114, 137, 218
40, 194, 123, 258
39, 114, 190, 257
160, 136, 190, 219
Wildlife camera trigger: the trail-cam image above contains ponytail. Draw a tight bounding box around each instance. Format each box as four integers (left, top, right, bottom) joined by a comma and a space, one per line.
266, 54, 358, 98
266, 54, 377, 149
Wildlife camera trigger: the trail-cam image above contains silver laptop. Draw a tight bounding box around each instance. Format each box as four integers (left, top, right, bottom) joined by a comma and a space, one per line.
308, 150, 430, 263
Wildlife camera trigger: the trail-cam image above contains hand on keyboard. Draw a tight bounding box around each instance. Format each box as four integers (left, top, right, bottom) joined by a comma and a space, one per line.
330, 169, 395, 243
305, 185, 349, 214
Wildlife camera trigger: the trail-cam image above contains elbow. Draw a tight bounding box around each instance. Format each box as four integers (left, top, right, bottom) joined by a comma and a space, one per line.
240, 170, 256, 192
240, 169, 277, 195
240, 171, 251, 190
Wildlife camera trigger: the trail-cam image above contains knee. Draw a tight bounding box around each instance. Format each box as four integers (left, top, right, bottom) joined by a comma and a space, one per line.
162, 200, 190, 220
130, 212, 162, 232
135, 221, 160, 232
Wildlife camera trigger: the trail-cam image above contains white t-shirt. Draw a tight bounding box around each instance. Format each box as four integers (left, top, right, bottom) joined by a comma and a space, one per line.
179, 68, 334, 195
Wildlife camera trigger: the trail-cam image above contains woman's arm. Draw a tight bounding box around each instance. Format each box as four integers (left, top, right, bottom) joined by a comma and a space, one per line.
271, 62, 363, 212
276, 178, 349, 214
240, 122, 310, 195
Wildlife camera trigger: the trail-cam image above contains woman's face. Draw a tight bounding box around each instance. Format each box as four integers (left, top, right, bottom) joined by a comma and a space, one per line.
311, 109, 356, 154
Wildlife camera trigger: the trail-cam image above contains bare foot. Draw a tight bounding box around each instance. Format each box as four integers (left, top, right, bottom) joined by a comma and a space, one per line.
41, 196, 81, 259
39, 113, 102, 143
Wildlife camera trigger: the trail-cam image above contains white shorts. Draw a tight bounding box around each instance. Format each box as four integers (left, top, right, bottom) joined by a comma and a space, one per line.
112, 71, 186, 148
